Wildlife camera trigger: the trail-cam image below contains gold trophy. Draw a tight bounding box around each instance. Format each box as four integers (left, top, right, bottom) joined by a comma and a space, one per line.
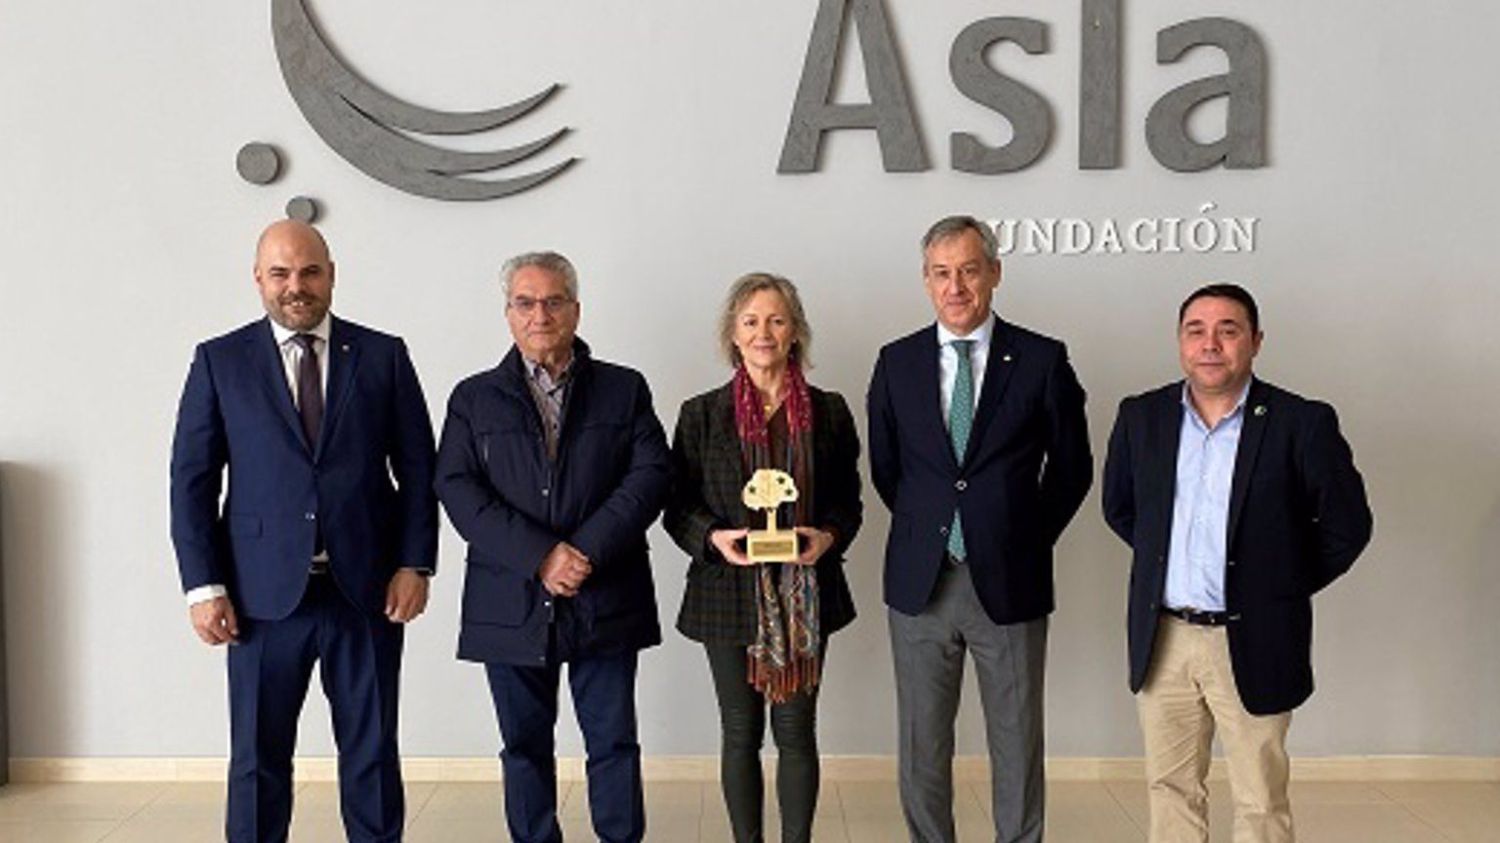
742, 468, 800, 562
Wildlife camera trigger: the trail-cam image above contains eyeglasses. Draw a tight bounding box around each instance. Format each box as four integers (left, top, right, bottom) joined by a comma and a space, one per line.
508, 296, 575, 315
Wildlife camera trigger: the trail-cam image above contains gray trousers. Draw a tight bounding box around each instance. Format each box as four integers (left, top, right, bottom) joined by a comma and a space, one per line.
890, 564, 1048, 843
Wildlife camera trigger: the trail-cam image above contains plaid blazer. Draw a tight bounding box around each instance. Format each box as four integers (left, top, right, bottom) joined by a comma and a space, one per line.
665, 382, 862, 644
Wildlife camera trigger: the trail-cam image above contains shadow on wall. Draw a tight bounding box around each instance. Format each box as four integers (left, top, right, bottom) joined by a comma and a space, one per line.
0, 461, 77, 766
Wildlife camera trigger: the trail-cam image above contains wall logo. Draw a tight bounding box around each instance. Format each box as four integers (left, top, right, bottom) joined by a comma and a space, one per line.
270, 0, 576, 201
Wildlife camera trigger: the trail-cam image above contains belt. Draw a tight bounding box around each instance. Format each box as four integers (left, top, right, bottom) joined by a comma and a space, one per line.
945, 552, 966, 567
1162, 606, 1229, 626
309, 560, 331, 576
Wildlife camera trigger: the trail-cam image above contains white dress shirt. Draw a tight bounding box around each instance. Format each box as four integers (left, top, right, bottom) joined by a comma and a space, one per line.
269, 315, 332, 404
186, 316, 332, 606
935, 312, 996, 427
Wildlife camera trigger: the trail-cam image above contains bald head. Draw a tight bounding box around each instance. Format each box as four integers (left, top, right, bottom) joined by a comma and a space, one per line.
256, 219, 330, 266
254, 220, 335, 331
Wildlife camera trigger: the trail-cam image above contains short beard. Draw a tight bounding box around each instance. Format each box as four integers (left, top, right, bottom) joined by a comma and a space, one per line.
269, 299, 326, 331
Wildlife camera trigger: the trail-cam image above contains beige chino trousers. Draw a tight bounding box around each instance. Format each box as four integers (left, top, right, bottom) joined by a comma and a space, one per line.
1137, 616, 1294, 843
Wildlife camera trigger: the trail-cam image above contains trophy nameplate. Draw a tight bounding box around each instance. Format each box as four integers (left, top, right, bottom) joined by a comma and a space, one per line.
742, 468, 800, 563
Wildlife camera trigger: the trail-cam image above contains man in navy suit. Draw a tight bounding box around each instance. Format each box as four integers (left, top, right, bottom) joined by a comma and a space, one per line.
1102, 284, 1371, 842
868, 215, 1093, 843
171, 220, 438, 842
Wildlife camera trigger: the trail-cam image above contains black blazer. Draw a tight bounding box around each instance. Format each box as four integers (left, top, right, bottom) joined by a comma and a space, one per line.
664, 383, 862, 645
1102, 379, 1373, 715
435, 340, 671, 665
867, 318, 1093, 625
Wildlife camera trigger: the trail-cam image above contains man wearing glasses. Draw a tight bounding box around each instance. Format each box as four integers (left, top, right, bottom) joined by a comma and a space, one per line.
434, 251, 671, 843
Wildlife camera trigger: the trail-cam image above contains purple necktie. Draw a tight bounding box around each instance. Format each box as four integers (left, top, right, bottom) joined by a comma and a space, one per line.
292, 334, 323, 450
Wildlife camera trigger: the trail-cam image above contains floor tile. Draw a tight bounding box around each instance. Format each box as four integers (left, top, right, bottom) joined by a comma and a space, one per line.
1289, 780, 1397, 805
3, 776, 1495, 842
101, 816, 220, 843
0, 819, 120, 843
107, 783, 223, 828
1376, 781, 1500, 843
1294, 801, 1449, 843
1045, 782, 1145, 843
0, 783, 164, 823
404, 815, 507, 843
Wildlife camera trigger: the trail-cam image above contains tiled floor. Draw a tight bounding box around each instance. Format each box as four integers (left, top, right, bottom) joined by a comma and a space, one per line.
0, 778, 1496, 841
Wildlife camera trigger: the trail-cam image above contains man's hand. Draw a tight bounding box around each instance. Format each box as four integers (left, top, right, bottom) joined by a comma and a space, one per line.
190, 596, 240, 645
794, 527, 835, 566
385, 569, 431, 623
539, 542, 592, 597
709, 528, 753, 566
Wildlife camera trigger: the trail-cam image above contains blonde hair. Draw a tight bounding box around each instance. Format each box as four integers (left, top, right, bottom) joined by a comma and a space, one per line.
717, 272, 813, 367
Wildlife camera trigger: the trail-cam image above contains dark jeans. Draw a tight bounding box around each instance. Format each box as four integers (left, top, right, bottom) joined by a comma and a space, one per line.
485, 650, 644, 843
704, 642, 825, 843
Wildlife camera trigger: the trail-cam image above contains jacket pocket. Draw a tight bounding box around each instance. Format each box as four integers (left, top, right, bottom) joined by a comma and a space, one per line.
461, 553, 533, 627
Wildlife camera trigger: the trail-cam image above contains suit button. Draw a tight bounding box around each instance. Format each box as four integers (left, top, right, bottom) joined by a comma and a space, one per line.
955, 480, 968, 492
939, 525, 949, 536
1226, 559, 1237, 567
1149, 601, 1159, 610
541, 488, 550, 498
304, 512, 316, 521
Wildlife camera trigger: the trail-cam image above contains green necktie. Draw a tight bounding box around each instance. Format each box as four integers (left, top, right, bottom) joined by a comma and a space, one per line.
948, 339, 974, 561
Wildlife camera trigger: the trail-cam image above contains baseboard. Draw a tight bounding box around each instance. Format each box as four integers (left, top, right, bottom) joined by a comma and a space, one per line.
10, 755, 1499, 784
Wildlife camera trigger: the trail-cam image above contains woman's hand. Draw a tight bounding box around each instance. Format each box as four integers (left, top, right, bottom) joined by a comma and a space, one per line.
793, 527, 835, 566
709, 528, 754, 566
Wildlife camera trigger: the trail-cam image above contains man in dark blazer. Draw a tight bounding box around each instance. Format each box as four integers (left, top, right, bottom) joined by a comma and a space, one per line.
171, 220, 438, 842
434, 251, 670, 843
1102, 283, 1372, 842
868, 215, 1093, 843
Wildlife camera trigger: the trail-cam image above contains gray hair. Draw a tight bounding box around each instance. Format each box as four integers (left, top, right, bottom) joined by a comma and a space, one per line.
920, 215, 1000, 268
499, 251, 579, 300
718, 272, 813, 368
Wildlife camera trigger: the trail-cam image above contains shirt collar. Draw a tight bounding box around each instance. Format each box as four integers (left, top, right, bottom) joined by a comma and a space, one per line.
269, 314, 331, 347
936, 312, 996, 348
1181, 378, 1253, 428
523, 352, 573, 386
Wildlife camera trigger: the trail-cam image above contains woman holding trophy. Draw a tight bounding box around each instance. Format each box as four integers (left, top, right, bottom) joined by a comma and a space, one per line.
665, 273, 862, 843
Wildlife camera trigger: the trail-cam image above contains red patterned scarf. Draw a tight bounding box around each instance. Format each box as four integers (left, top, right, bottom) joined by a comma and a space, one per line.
733, 361, 821, 703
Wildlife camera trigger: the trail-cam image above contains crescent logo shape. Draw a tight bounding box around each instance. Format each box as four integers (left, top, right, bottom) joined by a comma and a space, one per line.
271, 0, 577, 201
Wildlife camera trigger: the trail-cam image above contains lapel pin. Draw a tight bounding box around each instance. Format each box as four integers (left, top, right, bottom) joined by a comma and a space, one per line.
1253, 404, 1267, 417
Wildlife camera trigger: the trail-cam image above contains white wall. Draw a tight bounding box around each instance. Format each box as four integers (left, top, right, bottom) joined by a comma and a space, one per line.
1, 0, 1496, 761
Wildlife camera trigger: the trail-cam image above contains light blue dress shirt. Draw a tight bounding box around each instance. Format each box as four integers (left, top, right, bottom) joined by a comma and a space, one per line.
1163, 381, 1251, 612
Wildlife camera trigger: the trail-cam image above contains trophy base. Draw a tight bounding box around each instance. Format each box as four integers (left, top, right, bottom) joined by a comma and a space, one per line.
746, 530, 798, 563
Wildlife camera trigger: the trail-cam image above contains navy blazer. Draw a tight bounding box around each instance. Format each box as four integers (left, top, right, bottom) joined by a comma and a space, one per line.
867, 317, 1093, 625
435, 340, 670, 665
170, 317, 438, 620
1102, 379, 1373, 715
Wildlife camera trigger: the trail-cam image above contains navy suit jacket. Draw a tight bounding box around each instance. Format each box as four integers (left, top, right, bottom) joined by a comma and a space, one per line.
868, 317, 1093, 625
1102, 379, 1373, 715
170, 316, 438, 620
